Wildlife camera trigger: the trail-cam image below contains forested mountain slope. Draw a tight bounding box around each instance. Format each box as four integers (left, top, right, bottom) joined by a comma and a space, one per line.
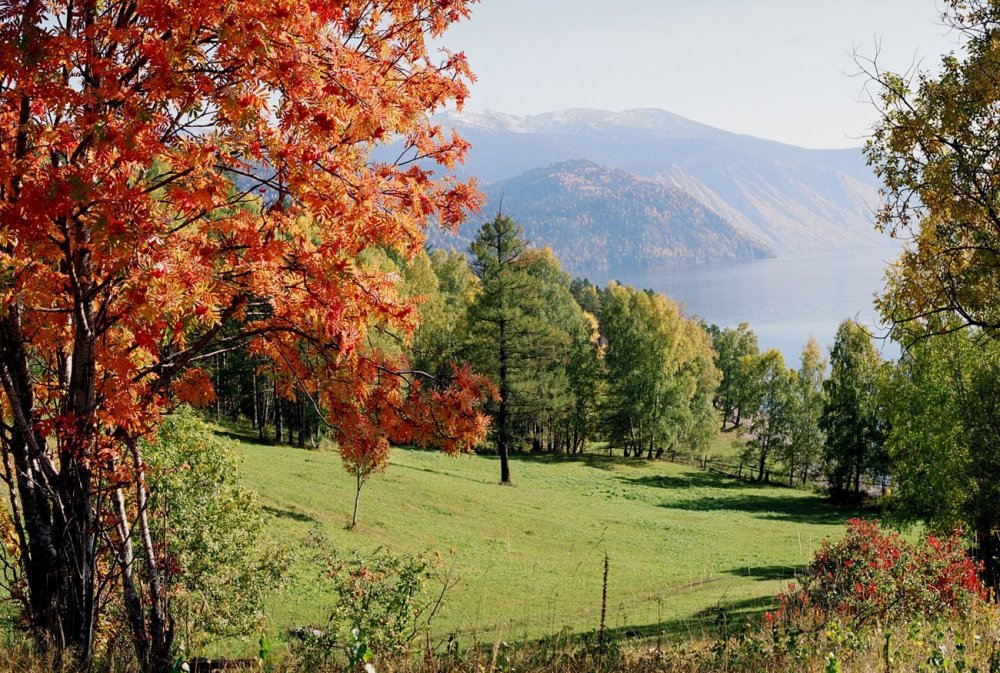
425, 108, 885, 274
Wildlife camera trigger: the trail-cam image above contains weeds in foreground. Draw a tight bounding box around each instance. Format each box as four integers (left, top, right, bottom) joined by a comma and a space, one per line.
3, 612, 1000, 673
3, 521, 998, 673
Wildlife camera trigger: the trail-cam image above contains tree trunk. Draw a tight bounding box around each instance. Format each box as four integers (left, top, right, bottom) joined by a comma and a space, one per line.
853, 452, 863, 503
297, 396, 306, 448
274, 384, 283, 444
0, 320, 60, 637
130, 441, 174, 673
252, 368, 259, 430
0, 300, 101, 664
351, 472, 363, 528
112, 485, 149, 666
976, 521, 1000, 590
215, 353, 222, 421
0, 15, 96, 655
497, 320, 511, 485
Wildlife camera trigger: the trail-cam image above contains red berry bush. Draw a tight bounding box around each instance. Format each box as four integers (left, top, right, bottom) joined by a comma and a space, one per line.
767, 519, 985, 629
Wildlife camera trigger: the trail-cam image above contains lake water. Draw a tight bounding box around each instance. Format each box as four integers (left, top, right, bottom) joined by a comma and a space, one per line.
585, 248, 902, 364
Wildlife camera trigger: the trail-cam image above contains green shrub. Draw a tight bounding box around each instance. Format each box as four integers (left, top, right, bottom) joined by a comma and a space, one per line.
290, 548, 453, 669
144, 407, 287, 656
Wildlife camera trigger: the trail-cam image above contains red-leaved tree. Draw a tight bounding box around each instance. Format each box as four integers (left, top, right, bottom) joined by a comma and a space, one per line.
0, 1, 488, 669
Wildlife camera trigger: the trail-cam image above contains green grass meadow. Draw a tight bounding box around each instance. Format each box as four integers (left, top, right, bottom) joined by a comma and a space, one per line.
230, 427, 858, 647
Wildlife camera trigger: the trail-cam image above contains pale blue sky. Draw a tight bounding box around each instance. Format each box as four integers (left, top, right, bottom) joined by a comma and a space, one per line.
442, 1, 963, 148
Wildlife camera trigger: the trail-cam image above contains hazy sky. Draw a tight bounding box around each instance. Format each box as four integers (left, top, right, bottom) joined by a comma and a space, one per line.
442, 1, 964, 148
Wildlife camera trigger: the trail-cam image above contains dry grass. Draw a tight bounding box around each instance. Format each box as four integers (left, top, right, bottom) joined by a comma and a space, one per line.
2, 604, 999, 673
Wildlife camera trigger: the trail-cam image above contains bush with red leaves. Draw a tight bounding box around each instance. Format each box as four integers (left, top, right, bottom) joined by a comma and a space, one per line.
766, 519, 985, 630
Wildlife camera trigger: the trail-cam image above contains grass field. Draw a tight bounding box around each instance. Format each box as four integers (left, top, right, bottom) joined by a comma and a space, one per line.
229, 426, 859, 648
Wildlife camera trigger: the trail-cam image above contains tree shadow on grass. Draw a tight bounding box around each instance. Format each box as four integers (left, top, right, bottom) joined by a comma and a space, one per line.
392, 461, 497, 485
662, 493, 857, 525
621, 471, 751, 491
576, 595, 778, 645
507, 450, 661, 473
724, 563, 808, 583
262, 505, 317, 524
212, 426, 267, 445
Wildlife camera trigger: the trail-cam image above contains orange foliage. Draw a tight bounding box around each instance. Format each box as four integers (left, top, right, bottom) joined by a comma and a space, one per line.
0, 0, 489, 477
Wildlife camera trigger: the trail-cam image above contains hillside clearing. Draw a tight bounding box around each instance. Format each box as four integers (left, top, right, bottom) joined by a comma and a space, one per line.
231, 428, 857, 647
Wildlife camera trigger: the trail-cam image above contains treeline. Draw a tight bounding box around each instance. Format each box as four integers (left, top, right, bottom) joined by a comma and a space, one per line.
716, 318, 1000, 584
198, 211, 997, 585
198, 213, 875, 497
208, 345, 326, 449
392, 214, 886, 502
710, 320, 884, 502
201, 215, 723, 482
452, 216, 723, 483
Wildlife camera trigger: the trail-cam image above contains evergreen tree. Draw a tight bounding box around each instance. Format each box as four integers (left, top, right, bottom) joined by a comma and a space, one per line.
466, 217, 585, 482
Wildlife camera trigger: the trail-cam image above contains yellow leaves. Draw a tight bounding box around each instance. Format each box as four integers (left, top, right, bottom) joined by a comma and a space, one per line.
0, 511, 20, 562
0, 229, 18, 251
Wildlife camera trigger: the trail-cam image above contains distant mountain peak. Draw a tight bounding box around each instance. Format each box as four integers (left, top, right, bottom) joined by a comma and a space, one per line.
526, 158, 615, 174
434, 157, 774, 272
442, 107, 718, 139
444, 109, 529, 133
415, 107, 886, 274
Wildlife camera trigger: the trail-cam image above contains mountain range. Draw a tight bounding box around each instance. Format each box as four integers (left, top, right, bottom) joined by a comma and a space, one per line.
423, 108, 888, 276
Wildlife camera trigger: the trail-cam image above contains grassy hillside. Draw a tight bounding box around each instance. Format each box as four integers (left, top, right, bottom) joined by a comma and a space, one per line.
230, 427, 857, 647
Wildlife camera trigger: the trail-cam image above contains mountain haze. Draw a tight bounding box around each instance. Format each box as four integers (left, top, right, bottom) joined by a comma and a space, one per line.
425, 108, 886, 275
476, 160, 770, 271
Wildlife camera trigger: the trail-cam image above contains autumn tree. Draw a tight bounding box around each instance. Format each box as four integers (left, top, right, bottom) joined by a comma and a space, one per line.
864, 0, 1000, 340
0, 1, 489, 669
820, 320, 885, 504
861, 0, 1000, 587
